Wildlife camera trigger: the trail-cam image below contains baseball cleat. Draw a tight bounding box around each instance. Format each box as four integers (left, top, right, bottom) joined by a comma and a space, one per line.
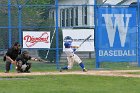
59, 68, 63, 72
83, 68, 87, 72
5, 71, 9, 73
24, 71, 31, 73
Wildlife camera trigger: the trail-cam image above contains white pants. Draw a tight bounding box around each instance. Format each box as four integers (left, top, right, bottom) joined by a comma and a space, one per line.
67, 54, 82, 69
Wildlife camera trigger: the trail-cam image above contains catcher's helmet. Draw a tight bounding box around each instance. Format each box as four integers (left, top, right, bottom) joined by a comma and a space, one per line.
22, 51, 29, 55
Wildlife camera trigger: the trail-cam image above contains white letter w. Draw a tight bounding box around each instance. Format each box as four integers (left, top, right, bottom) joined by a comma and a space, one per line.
102, 14, 131, 47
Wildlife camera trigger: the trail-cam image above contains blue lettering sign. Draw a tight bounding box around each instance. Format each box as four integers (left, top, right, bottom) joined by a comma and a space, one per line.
96, 7, 137, 62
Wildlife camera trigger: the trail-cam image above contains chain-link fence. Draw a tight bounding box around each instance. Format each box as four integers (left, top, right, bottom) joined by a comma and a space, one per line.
0, 0, 139, 71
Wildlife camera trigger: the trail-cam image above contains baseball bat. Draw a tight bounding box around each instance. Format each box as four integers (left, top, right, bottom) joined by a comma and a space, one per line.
79, 35, 92, 47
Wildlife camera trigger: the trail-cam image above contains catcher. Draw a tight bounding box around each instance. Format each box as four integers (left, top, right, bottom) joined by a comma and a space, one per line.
15, 50, 41, 73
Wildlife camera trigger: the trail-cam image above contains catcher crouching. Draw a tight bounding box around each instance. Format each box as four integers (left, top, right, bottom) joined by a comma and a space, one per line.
15, 50, 40, 73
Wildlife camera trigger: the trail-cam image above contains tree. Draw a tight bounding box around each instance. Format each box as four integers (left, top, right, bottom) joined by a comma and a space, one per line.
0, 0, 54, 48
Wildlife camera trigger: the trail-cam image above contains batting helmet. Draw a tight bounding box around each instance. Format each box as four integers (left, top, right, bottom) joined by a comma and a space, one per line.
64, 42, 71, 48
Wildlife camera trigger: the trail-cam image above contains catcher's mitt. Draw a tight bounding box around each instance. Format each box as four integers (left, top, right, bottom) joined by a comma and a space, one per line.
34, 58, 47, 63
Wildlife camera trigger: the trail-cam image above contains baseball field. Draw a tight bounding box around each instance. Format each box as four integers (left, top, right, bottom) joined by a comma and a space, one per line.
0, 59, 140, 93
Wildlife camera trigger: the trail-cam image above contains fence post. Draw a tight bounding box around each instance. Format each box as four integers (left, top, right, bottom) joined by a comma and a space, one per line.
94, 0, 100, 68
55, 0, 60, 69
138, 0, 140, 66
8, 0, 12, 47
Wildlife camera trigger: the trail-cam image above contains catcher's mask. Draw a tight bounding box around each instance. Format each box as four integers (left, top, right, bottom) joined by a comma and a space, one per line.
22, 51, 29, 58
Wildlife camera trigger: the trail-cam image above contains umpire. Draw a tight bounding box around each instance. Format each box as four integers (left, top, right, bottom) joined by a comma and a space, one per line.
4, 42, 21, 73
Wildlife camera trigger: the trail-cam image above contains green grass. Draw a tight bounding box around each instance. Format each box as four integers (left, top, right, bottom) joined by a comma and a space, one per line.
0, 58, 140, 93
0, 75, 140, 93
100, 62, 140, 70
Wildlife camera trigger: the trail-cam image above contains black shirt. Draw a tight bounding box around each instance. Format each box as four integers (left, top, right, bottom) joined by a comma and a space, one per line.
6, 47, 21, 60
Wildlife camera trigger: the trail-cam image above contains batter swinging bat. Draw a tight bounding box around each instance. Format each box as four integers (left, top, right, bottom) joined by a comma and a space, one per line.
79, 35, 92, 47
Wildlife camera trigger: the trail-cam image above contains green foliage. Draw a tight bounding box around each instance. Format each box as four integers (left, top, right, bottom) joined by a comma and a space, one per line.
0, 0, 63, 61
47, 28, 63, 62
27, 0, 54, 4
38, 26, 63, 62
0, 0, 55, 49
10, 0, 54, 5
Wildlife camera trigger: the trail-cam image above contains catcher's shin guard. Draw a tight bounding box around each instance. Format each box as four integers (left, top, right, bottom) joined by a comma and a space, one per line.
16, 61, 23, 73
24, 63, 31, 72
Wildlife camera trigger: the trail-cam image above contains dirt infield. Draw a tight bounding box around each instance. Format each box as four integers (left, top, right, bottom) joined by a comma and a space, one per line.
1, 70, 140, 78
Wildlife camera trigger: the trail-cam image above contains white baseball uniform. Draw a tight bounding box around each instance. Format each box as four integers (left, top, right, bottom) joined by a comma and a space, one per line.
64, 47, 82, 69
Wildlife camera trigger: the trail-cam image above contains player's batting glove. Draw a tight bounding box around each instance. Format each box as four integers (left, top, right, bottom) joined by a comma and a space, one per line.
73, 48, 76, 52
73, 46, 79, 48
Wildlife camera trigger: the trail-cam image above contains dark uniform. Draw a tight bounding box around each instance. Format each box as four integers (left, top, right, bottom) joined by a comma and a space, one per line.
16, 51, 32, 73
5, 42, 21, 73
